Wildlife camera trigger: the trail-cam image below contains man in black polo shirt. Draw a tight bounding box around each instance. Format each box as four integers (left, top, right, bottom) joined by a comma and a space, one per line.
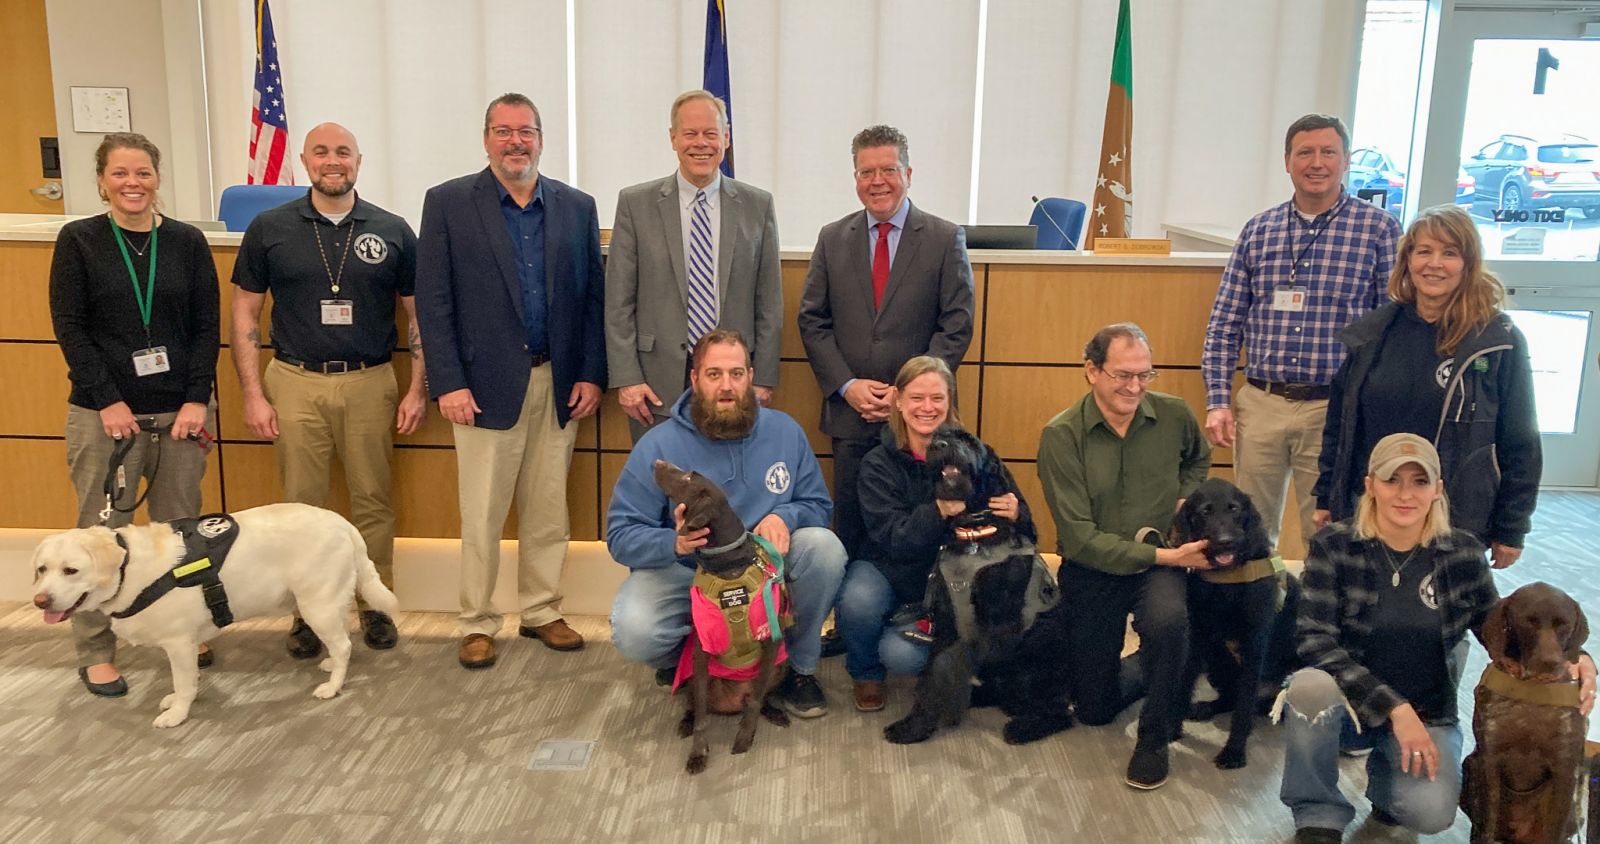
230, 122, 425, 654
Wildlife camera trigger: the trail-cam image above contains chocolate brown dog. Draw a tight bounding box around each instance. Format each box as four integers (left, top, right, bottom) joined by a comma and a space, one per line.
1461, 582, 1589, 844
653, 459, 791, 775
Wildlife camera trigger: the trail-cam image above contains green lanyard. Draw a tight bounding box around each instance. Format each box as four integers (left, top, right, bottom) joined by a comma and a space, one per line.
109, 215, 159, 331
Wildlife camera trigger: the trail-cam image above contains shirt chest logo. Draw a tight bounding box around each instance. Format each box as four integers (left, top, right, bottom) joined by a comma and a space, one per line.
1418, 571, 1439, 611
1435, 358, 1455, 389
764, 462, 791, 495
354, 233, 388, 265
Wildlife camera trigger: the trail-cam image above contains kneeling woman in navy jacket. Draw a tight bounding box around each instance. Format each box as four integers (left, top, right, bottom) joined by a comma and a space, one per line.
835, 355, 1028, 713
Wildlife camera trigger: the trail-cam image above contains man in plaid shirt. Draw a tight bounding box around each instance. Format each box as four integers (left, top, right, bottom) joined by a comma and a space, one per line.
1201, 114, 1401, 554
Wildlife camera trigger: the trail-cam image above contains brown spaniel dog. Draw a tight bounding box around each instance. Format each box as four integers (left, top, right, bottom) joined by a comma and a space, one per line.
1461, 582, 1589, 844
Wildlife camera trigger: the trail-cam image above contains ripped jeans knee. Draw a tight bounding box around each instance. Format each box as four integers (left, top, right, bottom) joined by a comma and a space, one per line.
1273, 668, 1360, 730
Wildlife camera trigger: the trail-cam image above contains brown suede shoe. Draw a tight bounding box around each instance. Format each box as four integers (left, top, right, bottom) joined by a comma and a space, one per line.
853, 680, 886, 712
458, 634, 497, 669
518, 619, 585, 651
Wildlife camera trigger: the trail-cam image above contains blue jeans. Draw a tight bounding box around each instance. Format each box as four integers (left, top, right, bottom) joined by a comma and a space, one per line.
836, 559, 930, 682
610, 526, 847, 675
1278, 668, 1463, 834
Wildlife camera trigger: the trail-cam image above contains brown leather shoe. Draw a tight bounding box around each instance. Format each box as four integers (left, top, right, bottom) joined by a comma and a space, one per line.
518, 619, 585, 651
853, 680, 886, 712
458, 633, 497, 669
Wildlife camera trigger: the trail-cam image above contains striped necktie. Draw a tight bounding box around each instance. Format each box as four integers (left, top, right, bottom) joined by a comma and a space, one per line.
686, 189, 717, 345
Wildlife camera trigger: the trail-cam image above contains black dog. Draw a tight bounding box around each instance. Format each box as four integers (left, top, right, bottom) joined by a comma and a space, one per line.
882, 425, 1074, 746
1173, 477, 1301, 769
653, 459, 790, 775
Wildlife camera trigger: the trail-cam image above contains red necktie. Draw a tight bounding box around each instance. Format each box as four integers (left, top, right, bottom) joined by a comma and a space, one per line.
872, 222, 892, 309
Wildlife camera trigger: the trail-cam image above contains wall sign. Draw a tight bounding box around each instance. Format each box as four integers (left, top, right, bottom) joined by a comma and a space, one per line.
69, 87, 131, 133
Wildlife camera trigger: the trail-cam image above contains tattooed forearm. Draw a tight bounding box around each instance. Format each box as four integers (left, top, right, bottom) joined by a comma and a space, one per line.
247, 328, 262, 349
407, 324, 422, 358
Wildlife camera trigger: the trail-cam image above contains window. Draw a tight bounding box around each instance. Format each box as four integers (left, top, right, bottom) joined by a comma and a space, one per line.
1348, 1, 1429, 220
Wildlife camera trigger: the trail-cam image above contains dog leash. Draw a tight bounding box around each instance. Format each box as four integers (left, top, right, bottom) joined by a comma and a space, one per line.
97, 418, 210, 525
748, 534, 787, 645
99, 422, 165, 524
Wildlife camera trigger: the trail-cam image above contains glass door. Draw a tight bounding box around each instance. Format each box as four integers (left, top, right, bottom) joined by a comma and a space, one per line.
1412, 5, 1600, 487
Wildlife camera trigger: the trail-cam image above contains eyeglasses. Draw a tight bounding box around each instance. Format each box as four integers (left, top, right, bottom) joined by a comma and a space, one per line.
488, 126, 541, 142
1102, 369, 1159, 385
854, 166, 904, 181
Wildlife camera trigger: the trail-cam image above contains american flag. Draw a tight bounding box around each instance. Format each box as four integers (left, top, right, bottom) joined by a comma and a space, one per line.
248, 0, 292, 185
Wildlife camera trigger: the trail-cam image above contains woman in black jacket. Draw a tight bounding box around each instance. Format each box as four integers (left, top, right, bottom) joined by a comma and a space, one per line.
48, 133, 220, 696
1312, 204, 1540, 568
835, 355, 1029, 713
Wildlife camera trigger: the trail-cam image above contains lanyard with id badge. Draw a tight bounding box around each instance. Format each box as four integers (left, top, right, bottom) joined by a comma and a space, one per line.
314, 217, 355, 325
110, 217, 170, 376
1273, 198, 1346, 314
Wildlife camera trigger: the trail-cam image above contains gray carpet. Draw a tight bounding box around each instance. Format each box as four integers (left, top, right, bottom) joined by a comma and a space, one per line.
2, 491, 1596, 844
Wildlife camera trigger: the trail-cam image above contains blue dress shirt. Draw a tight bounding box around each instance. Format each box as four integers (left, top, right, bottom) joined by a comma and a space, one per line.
496, 179, 548, 356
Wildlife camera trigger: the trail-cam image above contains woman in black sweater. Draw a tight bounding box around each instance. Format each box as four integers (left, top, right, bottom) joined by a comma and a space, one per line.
1313, 205, 1541, 569
48, 133, 220, 696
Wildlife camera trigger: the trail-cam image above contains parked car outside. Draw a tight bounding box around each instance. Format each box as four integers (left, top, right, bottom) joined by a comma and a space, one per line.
1463, 133, 1600, 218
1346, 146, 1475, 217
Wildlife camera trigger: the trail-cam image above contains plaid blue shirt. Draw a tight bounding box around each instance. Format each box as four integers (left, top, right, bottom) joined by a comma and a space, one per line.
1202, 191, 1400, 408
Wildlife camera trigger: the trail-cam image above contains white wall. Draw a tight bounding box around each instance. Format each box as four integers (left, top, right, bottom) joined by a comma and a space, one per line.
45, 0, 177, 215
44, 0, 212, 219
56, 0, 1367, 239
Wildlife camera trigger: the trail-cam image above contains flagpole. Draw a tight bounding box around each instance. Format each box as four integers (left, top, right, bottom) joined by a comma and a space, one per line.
1088, 0, 1133, 250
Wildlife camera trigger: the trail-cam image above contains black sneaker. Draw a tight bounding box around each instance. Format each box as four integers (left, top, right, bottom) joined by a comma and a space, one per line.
654, 666, 676, 687
286, 618, 324, 659
359, 610, 399, 650
1125, 745, 1169, 790
1369, 806, 1401, 827
1294, 827, 1342, 843
775, 672, 828, 718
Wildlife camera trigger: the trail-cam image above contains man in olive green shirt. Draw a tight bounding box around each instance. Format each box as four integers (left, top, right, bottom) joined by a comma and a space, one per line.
1037, 322, 1212, 791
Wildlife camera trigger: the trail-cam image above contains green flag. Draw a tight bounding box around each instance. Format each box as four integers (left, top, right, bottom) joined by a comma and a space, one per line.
1089, 0, 1133, 249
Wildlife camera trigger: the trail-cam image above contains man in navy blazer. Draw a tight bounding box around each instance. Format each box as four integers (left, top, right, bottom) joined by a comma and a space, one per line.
414, 92, 606, 670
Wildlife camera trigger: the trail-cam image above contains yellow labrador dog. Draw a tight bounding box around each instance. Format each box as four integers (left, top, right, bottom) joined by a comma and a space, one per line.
30, 503, 397, 728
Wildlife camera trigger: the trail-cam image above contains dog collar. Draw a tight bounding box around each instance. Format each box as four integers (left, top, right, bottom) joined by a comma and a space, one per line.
104, 532, 133, 610
1198, 556, 1281, 584
953, 524, 999, 542
1479, 662, 1583, 708
699, 530, 752, 558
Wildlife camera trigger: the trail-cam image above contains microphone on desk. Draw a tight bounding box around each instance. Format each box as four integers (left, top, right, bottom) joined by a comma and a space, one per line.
1031, 196, 1076, 249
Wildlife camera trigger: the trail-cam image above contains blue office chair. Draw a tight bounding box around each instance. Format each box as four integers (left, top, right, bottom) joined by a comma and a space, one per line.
218, 184, 306, 232
1030, 197, 1087, 250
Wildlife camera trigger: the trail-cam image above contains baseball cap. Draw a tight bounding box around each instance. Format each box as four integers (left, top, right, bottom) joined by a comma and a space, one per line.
1367, 433, 1441, 484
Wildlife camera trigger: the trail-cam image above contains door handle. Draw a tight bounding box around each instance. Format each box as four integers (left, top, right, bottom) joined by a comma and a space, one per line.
32, 182, 63, 201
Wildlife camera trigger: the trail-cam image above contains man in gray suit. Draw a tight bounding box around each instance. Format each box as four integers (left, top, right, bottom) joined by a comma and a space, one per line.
606, 90, 782, 441
798, 124, 975, 559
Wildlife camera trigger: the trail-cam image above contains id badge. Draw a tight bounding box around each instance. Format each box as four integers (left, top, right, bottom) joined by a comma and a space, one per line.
321, 299, 354, 325
131, 346, 170, 376
1272, 288, 1307, 312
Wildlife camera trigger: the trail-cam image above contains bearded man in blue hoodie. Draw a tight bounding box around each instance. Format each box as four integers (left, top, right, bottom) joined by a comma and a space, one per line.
608, 329, 847, 718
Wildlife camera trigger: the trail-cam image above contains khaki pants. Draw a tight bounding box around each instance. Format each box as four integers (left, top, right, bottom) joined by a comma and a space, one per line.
1233, 382, 1326, 554
451, 364, 577, 637
263, 358, 398, 607
64, 402, 215, 666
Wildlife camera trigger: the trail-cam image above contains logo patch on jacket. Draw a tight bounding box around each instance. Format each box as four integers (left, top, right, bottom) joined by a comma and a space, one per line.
1435, 358, 1455, 389
764, 462, 791, 494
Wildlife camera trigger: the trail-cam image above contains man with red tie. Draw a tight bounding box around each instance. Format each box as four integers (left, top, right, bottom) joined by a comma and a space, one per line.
797, 124, 975, 562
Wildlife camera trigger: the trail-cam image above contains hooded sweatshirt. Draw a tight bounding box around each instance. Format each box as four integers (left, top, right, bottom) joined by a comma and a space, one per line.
606, 390, 833, 570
